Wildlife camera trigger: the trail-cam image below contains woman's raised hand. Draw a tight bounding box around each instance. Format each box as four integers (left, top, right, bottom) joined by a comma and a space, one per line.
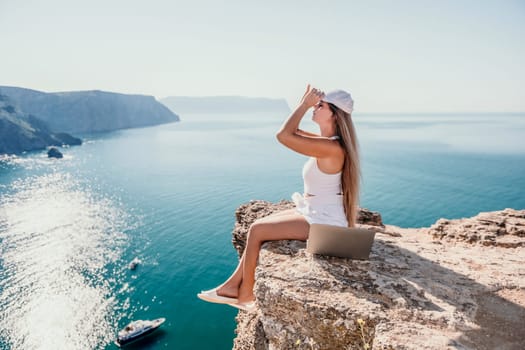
300, 84, 325, 108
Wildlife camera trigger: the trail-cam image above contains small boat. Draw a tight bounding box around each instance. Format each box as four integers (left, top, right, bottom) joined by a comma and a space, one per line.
114, 318, 165, 347
128, 257, 141, 270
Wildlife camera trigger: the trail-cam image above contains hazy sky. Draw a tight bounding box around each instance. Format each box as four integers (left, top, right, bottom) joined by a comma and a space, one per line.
1, 0, 524, 113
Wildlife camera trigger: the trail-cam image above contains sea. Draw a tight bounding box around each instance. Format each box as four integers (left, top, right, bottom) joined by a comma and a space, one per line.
0, 111, 524, 350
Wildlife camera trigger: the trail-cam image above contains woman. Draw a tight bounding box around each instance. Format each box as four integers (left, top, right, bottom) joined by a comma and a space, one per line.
198, 84, 361, 311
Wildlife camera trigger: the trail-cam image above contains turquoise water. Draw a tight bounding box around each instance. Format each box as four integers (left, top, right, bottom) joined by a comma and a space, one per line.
1, 112, 524, 349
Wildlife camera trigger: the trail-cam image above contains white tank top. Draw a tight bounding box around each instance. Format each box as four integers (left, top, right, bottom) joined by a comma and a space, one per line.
302, 158, 342, 196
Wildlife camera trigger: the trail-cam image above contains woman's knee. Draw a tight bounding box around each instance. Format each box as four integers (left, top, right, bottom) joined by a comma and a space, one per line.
247, 221, 265, 244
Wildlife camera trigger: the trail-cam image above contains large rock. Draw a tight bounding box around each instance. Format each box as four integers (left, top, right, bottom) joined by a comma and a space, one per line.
230, 201, 525, 350
428, 208, 525, 248
47, 147, 63, 158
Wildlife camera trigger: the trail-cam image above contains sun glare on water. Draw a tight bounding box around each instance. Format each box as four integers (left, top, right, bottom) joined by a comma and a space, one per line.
0, 172, 133, 350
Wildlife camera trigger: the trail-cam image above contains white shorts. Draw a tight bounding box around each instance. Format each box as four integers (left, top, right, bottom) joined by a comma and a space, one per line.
292, 192, 348, 227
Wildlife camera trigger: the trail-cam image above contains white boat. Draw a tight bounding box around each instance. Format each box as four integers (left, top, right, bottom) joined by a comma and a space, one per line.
114, 317, 165, 347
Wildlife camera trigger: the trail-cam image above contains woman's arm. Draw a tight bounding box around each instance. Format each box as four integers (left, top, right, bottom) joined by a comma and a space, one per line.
296, 129, 320, 137
276, 85, 341, 158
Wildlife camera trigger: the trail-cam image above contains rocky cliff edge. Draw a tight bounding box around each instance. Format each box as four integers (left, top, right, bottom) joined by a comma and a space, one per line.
230, 201, 525, 350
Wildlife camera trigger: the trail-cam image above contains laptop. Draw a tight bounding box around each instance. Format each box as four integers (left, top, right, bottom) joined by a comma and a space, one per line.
307, 224, 377, 260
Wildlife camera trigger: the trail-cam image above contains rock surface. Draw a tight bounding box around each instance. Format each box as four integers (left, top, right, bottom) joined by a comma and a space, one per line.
230, 201, 525, 350
428, 209, 525, 248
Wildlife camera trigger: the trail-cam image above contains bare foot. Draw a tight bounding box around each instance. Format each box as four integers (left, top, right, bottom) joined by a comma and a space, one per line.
217, 283, 239, 299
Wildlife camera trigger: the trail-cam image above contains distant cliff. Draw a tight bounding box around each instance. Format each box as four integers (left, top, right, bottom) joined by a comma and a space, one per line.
0, 94, 81, 155
231, 201, 525, 350
160, 96, 290, 114
0, 86, 179, 134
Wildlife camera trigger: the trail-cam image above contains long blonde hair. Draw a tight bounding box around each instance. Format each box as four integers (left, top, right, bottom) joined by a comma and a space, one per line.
329, 103, 361, 227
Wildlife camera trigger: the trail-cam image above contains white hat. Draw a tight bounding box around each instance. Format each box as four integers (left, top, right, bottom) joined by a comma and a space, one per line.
322, 89, 354, 114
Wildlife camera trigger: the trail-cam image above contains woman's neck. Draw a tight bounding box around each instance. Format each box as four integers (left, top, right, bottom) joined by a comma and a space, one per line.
319, 125, 337, 138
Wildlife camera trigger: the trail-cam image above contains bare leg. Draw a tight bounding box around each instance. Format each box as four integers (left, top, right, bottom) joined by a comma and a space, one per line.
258, 208, 298, 220
216, 209, 299, 298
237, 213, 309, 303
216, 251, 245, 298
